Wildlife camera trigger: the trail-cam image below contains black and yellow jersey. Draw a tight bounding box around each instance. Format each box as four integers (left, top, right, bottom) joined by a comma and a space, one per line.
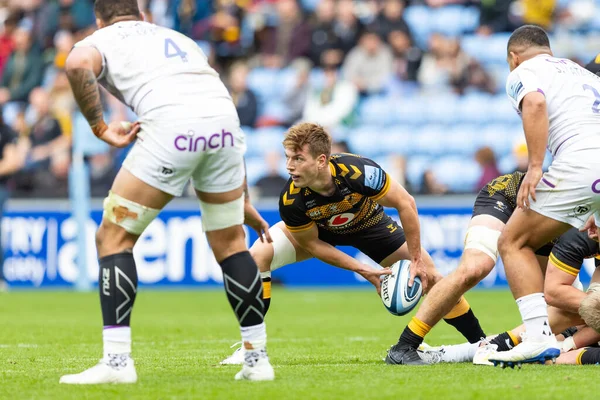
279, 153, 391, 235
550, 228, 600, 277
484, 171, 524, 210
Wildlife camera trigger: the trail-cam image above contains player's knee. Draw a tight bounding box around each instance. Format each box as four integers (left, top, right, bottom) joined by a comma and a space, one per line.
206, 225, 246, 262
249, 241, 274, 272
497, 232, 512, 256
95, 221, 135, 256
456, 261, 489, 289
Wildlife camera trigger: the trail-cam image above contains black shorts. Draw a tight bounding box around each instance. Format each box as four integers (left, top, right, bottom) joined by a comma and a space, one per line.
472, 185, 515, 224
550, 228, 600, 276
471, 185, 554, 256
318, 213, 406, 264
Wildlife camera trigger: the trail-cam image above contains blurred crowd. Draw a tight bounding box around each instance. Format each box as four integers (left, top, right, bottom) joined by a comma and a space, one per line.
0, 0, 599, 200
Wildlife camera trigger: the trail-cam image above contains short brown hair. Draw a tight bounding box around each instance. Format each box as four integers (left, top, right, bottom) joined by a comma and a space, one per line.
283, 123, 332, 158
94, 0, 140, 23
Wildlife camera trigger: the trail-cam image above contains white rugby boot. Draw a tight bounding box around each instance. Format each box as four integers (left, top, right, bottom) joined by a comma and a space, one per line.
220, 342, 245, 365
234, 348, 275, 381
59, 355, 137, 384
472, 339, 498, 366
488, 334, 560, 369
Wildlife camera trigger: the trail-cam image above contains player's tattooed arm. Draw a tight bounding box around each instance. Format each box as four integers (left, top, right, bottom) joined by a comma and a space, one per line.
65, 46, 107, 138
66, 68, 105, 134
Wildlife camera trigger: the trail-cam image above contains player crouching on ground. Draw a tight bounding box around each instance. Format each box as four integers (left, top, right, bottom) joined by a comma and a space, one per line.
221, 122, 487, 365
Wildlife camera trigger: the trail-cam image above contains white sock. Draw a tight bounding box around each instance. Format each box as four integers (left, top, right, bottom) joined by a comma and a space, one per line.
241, 322, 267, 351
516, 293, 552, 341
103, 326, 132, 358
441, 342, 479, 363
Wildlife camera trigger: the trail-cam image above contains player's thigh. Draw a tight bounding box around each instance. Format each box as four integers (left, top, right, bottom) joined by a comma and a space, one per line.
250, 221, 312, 272
190, 123, 250, 259
499, 207, 571, 253
192, 121, 246, 198
97, 165, 174, 257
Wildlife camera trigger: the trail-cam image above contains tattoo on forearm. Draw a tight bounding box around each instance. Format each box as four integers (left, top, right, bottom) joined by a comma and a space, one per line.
66, 68, 104, 128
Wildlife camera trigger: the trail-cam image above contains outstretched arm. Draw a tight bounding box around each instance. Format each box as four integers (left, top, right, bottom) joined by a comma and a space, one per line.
377, 179, 427, 290
290, 223, 390, 291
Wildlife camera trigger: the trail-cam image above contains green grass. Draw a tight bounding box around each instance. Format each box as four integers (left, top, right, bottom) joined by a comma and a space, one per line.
1, 289, 598, 399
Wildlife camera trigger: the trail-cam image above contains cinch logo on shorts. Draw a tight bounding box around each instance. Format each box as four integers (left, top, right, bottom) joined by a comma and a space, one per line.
328, 213, 355, 227
174, 129, 234, 152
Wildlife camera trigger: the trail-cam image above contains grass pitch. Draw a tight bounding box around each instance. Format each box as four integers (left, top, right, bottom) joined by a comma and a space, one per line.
1, 289, 598, 399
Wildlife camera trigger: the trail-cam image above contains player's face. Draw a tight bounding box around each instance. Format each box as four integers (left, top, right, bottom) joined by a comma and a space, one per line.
285, 145, 322, 188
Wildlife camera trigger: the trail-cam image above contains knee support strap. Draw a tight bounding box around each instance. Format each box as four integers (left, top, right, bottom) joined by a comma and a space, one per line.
267, 226, 296, 271
198, 196, 244, 232
103, 191, 160, 235
464, 225, 502, 262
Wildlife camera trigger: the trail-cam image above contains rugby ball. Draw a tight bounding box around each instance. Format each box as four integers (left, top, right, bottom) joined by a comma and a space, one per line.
380, 260, 423, 316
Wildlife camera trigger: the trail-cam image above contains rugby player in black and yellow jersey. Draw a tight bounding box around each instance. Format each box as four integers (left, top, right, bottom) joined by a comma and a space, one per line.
220, 122, 486, 365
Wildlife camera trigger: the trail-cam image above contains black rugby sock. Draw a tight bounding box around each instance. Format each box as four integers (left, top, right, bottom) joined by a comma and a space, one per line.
444, 308, 486, 344
99, 252, 138, 327
489, 331, 519, 352
220, 251, 265, 327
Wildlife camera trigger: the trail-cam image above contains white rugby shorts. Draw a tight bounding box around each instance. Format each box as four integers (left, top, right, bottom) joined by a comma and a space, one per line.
530, 154, 600, 228
123, 117, 246, 196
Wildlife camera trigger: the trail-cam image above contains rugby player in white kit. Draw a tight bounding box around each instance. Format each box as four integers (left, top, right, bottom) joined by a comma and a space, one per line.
489, 25, 600, 366
59, 0, 274, 383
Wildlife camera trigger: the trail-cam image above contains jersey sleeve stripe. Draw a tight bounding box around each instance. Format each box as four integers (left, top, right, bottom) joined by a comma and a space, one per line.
549, 253, 579, 276
370, 173, 391, 201
286, 221, 315, 233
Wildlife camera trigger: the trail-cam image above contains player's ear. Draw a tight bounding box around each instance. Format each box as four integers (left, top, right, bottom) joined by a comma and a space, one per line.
140, 12, 146, 22
96, 17, 105, 29
508, 51, 519, 70
317, 154, 327, 169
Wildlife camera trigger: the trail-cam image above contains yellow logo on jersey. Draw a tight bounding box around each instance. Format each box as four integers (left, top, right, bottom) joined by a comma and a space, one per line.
338, 163, 362, 179
282, 192, 295, 206
350, 165, 362, 180
289, 182, 301, 195
339, 163, 349, 177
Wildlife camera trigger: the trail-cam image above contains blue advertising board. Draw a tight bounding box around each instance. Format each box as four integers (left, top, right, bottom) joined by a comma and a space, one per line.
2, 206, 595, 288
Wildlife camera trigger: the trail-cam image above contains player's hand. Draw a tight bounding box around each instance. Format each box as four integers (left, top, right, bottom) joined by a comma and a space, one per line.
580, 215, 599, 242
101, 121, 140, 148
518, 167, 543, 209
409, 257, 428, 292
244, 201, 272, 243
359, 265, 392, 295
